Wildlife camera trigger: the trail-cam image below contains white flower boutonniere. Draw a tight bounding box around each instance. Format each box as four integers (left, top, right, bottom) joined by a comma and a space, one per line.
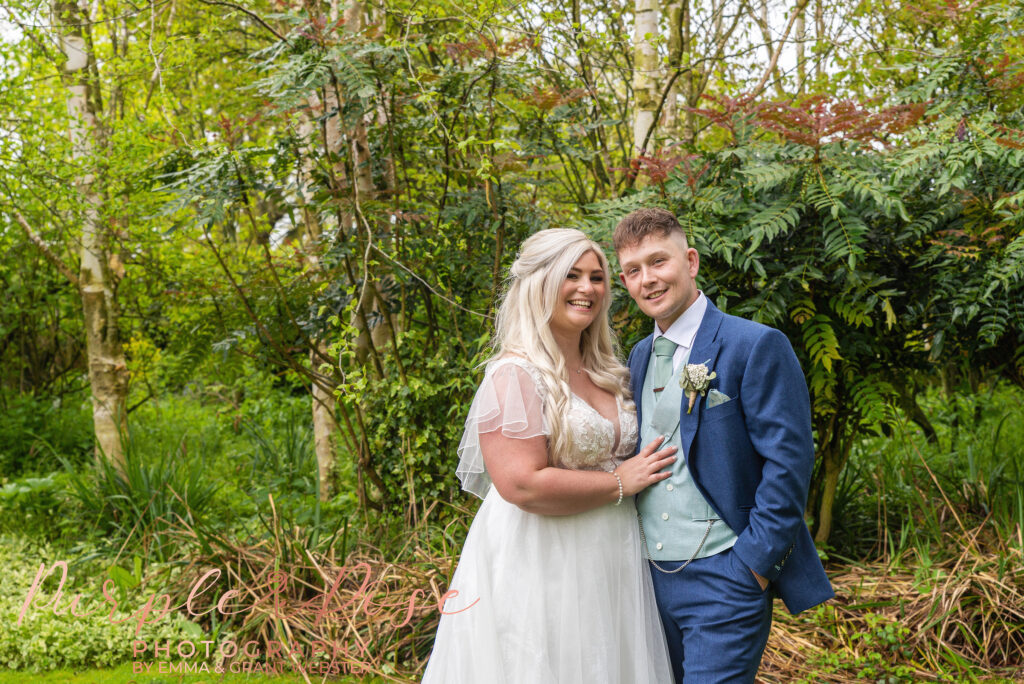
679, 361, 717, 414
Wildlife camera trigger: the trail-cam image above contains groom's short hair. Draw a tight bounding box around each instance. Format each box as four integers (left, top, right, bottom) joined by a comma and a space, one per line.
612, 208, 687, 252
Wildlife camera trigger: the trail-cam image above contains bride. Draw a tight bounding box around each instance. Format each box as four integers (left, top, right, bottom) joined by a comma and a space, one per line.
422, 229, 675, 683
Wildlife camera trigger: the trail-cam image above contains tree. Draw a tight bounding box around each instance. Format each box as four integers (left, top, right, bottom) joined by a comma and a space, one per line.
52, 1, 129, 466
586, 4, 1024, 540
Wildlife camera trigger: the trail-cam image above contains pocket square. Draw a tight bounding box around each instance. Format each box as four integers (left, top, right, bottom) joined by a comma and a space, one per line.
706, 389, 732, 408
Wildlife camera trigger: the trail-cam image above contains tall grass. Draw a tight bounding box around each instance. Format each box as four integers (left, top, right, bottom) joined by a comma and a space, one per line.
827, 381, 1024, 564
63, 426, 220, 564
778, 381, 1024, 680
763, 525, 1024, 682
153, 498, 472, 681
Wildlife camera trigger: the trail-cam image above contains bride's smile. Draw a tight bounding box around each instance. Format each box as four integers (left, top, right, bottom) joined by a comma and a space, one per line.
550, 250, 606, 336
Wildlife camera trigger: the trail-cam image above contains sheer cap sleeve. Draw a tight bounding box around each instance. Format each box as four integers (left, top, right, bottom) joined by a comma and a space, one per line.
456, 358, 549, 498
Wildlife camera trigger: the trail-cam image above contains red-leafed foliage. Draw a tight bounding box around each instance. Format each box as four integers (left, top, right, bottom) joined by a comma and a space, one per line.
295, 8, 346, 45
930, 208, 1015, 258
904, 0, 987, 28
217, 113, 264, 147
686, 93, 759, 141
388, 210, 430, 223
442, 36, 533, 65
524, 86, 589, 111
994, 125, 1024, 149
982, 54, 1024, 94
615, 147, 708, 194
688, 94, 928, 148
754, 96, 928, 149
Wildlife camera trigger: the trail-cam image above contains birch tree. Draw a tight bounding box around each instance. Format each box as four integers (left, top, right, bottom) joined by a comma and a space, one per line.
633, 0, 660, 153
295, 107, 341, 501
54, 0, 129, 467
293, 0, 397, 501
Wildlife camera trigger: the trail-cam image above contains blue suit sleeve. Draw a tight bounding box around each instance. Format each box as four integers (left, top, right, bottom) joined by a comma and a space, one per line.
731, 327, 815, 582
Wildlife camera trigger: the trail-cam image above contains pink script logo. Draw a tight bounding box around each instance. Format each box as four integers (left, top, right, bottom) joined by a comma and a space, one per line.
17, 560, 480, 636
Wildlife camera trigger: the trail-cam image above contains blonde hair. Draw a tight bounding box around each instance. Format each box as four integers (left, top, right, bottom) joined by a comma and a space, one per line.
490, 228, 632, 465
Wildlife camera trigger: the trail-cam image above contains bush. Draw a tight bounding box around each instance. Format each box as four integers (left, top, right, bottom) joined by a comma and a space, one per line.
825, 380, 1024, 562
0, 473, 79, 542
0, 392, 93, 477
0, 537, 201, 672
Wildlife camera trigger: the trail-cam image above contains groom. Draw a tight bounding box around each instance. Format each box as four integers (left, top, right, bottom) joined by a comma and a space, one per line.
614, 208, 833, 683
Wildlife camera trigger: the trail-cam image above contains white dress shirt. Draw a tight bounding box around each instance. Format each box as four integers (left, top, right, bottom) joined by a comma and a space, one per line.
652, 291, 708, 372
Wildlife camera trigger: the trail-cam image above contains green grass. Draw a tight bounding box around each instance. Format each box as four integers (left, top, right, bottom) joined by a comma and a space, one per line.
0, 663, 387, 683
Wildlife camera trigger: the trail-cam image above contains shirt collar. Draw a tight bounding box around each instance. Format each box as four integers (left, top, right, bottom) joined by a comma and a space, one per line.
652, 291, 707, 351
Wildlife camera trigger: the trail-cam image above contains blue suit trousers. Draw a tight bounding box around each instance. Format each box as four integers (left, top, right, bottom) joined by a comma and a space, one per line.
648, 548, 773, 684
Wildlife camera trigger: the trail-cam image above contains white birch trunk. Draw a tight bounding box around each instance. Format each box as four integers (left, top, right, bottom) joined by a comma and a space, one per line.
815, 0, 824, 82
311, 344, 339, 501
342, 0, 397, 362
795, 6, 807, 92
296, 111, 339, 501
663, 0, 683, 138
344, 1, 374, 201
56, 0, 128, 467
633, 0, 660, 154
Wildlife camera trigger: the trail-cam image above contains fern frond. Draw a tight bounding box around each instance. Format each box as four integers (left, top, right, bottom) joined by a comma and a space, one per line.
893, 142, 945, 186
827, 161, 908, 220
977, 301, 1010, 347
790, 298, 816, 324
699, 216, 744, 267
581, 190, 661, 233
829, 296, 874, 327
747, 199, 803, 251
803, 171, 847, 218
802, 314, 842, 373
893, 52, 963, 104
897, 207, 947, 241
737, 162, 804, 193
848, 375, 896, 431
806, 362, 837, 400
821, 213, 868, 268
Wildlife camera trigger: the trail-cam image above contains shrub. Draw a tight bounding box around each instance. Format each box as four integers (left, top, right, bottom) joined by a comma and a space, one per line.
0, 392, 93, 477
0, 537, 201, 672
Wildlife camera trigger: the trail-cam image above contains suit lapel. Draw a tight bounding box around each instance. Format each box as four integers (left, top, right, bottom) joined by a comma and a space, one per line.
629, 336, 653, 450
679, 302, 725, 460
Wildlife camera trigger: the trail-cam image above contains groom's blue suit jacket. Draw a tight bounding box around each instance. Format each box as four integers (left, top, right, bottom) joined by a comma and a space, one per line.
628, 301, 834, 615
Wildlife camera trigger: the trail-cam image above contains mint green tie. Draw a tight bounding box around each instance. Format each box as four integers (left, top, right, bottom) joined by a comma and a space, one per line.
652, 336, 678, 393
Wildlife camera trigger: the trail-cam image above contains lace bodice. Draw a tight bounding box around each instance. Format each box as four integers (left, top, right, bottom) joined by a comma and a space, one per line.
559, 393, 638, 471
495, 357, 637, 472
456, 356, 639, 497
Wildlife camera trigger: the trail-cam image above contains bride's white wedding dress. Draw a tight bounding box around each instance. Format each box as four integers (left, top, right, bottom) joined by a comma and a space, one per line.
422, 357, 672, 683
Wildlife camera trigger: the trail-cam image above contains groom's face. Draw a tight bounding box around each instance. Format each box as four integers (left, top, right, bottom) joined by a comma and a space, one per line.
617, 232, 700, 333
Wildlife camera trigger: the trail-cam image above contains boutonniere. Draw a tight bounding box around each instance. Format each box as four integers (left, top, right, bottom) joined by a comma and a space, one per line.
679, 361, 716, 414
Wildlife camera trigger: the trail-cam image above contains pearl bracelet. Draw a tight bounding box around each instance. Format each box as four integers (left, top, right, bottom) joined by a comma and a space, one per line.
611, 470, 623, 506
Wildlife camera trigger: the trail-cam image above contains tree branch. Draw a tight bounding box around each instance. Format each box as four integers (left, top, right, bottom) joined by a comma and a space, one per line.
750, 0, 812, 98
9, 208, 81, 290
193, 0, 286, 42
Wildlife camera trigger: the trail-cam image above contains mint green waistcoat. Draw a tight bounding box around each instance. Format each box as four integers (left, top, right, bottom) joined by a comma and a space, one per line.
636, 347, 738, 561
